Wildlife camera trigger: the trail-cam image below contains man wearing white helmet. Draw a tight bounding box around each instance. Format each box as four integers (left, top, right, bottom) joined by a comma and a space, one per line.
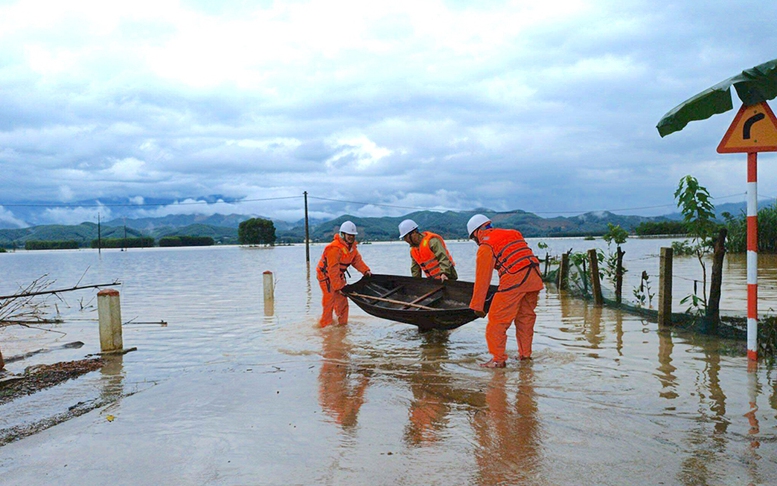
316, 221, 372, 327
467, 214, 543, 368
398, 219, 458, 282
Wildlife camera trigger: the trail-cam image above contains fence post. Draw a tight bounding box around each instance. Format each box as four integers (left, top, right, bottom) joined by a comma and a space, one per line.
588, 249, 603, 306
0, 347, 5, 372
543, 252, 550, 278
263, 271, 275, 316
97, 289, 123, 352
557, 253, 569, 290
658, 247, 673, 328
615, 246, 625, 304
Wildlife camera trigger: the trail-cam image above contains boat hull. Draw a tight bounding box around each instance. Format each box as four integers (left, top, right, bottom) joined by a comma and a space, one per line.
342, 274, 497, 332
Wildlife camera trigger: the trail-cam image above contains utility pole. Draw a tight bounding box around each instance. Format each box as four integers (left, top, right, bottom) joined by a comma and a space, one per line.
304, 191, 310, 263
97, 212, 102, 255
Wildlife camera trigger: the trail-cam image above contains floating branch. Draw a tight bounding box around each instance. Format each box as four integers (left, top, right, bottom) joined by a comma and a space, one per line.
0, 281, 121, 300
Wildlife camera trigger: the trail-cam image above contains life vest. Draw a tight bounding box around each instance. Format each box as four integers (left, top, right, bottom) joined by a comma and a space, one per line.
316, 234, 359, 285
478, 228, 539, 277
410, 232, 456, 279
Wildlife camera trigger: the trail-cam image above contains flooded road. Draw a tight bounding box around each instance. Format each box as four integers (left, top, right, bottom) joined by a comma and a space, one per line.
1, 239, 776, 485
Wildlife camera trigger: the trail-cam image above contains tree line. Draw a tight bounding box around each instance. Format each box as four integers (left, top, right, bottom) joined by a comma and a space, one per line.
16, 218, 277, 251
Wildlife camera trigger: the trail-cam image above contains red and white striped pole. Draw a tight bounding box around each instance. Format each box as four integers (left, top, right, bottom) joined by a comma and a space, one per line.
746, 152, 758, 363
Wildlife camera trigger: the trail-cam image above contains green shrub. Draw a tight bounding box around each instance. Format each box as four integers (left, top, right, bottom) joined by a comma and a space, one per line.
91, 237, 155, 249
159, 236, 215, 247
25, 240, 80, 250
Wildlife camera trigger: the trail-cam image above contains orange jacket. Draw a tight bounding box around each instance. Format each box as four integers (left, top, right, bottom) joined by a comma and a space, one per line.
469, 228, 543, 312
410, 232, 456, 279
317, 234, 371, 292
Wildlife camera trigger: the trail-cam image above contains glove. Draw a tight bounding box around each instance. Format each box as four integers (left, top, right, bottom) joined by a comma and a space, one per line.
439, 274, 448, 282
474, 310, 486, 318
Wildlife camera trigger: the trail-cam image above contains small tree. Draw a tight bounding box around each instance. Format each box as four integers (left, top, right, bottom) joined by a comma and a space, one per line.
674, 175, 717, 314
238, 218, 276, 246
602, 223, 628, 303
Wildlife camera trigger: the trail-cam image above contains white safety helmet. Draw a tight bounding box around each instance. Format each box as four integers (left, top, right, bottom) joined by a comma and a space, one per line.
398, 219, 419, 239
467, 214, 491, 237
339, 220, 358, 235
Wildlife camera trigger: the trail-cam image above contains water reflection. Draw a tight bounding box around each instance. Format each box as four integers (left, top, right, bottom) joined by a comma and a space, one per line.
471, 366, 543, 486
403, 332, 452, 446
584, 304, 604, 352
100, 355, 125, 403
306, 262, 312, 315
656, 328, 678, 400
318, 326, 371, 430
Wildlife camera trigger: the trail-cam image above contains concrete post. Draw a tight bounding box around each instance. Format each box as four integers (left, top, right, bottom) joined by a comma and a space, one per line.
263, 271, 275, 316
97, 289, 123, 352
588, 249, 603, 306
658, 247, 673, 328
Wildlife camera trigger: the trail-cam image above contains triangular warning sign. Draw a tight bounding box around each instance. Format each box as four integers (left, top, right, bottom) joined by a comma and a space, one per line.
718, 101, 777, 153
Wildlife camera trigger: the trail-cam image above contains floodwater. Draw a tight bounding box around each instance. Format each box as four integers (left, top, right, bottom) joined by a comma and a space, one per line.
0, 238, 776, 485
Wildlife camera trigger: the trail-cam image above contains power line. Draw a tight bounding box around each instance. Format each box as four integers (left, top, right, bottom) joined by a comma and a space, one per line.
0, 195, 303, 208
0, 191, 770, 216
307, 196, 434, 211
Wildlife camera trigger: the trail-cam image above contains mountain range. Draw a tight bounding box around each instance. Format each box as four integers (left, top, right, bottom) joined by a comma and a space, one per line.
1, 199, 773, 249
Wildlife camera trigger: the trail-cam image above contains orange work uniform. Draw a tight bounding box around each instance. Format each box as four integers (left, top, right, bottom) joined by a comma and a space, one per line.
410, 231, 457, 280
317, 234, 371, 327
469, 228, 543, 362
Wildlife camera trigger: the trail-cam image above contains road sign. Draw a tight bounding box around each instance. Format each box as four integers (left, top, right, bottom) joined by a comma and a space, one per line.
718, 101, 777, 153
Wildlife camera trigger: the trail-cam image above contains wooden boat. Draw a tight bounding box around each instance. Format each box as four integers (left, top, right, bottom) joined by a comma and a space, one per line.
342, 274, 498, 332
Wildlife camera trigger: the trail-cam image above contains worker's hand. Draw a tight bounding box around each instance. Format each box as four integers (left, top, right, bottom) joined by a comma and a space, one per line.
439, 274, 448, 282
364, 271, 372, 277
474, 310, 486, 318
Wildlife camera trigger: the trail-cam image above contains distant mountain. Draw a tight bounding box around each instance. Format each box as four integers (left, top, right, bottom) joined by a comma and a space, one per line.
0, 223, 143, 248
277, 209, 668, 242
106, 213, 257, 230
6, 204, 763, 248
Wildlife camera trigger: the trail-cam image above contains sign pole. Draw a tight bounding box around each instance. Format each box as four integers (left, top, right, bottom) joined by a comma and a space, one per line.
716, 100, 777, 368
746, 152, 758, 364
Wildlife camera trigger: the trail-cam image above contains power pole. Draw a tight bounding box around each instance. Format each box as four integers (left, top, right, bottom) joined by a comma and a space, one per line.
97, 212, 102, 255
304, 191, 310, 263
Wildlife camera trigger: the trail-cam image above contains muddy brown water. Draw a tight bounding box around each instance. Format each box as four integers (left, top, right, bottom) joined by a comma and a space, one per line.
0, 239, 776, 485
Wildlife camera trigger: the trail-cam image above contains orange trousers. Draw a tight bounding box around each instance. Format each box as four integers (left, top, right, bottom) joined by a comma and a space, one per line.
319, 283, 349, 327
486, 289, 540, 362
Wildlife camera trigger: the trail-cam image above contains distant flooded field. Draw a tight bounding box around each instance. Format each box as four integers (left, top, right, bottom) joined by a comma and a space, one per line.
1, 239, 776, 485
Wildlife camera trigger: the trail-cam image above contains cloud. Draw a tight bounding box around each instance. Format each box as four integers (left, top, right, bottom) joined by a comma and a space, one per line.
1, 0, 777, 225
0, 205, 29, 228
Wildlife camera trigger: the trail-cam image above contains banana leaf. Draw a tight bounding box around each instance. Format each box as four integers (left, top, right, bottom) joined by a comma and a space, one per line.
657, 58, 777, 137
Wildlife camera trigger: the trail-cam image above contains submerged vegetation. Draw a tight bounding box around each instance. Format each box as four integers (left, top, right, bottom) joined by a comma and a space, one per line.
723, 202, 777, 253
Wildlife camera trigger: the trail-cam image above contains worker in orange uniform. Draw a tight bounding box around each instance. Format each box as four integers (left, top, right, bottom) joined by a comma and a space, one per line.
398, 219, 458, 282
467, 214, 543, 368
317, 221, 372, 327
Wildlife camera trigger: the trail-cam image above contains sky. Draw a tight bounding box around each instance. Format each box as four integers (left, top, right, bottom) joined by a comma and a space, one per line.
2, 0, 777, 228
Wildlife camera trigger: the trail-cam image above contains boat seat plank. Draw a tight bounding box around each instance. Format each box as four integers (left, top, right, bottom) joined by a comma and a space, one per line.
403, 287, 443, 309
362, 282, 404, 302
407, 295, 444, 311
377, 286, 403, 299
